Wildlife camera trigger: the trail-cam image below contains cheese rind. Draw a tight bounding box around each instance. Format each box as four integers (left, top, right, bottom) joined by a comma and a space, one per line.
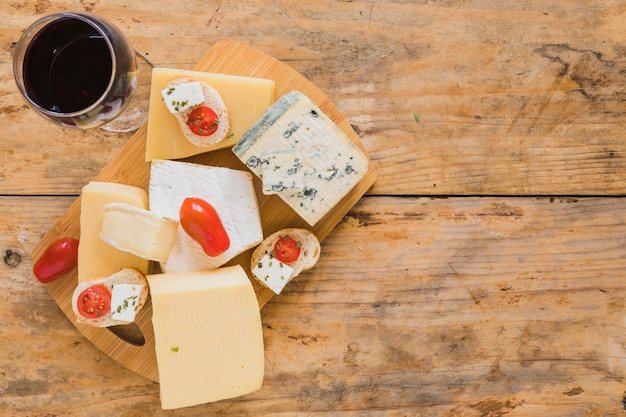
148, 159, 263, 273
78, 182, 150, 283
99, 203, 179, 263
148, 266, 264, 410
146, 68, 275, 161
232, 90, 370, 226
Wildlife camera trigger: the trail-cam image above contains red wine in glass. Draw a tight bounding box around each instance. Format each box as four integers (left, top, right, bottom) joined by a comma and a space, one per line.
13, 12, 144, 130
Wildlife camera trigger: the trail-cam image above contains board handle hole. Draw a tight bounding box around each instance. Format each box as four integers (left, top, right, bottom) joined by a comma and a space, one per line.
107, 322, 146, 346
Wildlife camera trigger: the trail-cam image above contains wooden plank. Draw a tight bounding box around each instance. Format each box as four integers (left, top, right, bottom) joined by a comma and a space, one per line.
4, 195, 626, 414
3, 1, 626, 196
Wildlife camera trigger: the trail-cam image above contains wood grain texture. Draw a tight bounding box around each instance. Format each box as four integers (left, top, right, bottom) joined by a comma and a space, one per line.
4, 196, 626, 415
4, 0, 626, 415
3, 1, 626, 196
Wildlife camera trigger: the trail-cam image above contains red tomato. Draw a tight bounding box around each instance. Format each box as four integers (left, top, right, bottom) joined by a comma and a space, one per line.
187, 106, 219, 136
273, 236, 301, 264
33, 237, 79, 283
179, 197, 230, 257
76, 284, 111, 319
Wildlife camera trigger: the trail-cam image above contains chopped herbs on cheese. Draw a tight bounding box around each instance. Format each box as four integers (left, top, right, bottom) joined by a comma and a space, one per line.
171, 99, 190, 112
110, 283, 144, 322
160, 81, 205, 114
251, 253, 294, 294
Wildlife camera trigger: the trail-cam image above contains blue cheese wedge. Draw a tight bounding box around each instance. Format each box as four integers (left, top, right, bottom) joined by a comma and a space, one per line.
260, 149, 309, 194
252, 253, 295, 294
232, 90, 370, 226
149, 159, 263, 273
161, 81, 205, 113
111, 283, 144, 322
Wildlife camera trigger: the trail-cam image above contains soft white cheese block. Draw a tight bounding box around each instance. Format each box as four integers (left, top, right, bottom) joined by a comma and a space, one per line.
161, 81, 205, 114
251, 253, 295, 294
232, 90, 370, 226
149, 159, 263, 273
148, 266, 264, 410
110, 283, 144, 322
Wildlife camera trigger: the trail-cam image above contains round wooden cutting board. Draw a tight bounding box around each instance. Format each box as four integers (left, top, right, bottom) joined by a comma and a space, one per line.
30, 38, 377, 382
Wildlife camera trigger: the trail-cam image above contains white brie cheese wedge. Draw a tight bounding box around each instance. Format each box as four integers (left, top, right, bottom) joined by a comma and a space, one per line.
161, 81, 205, 114
149, 159, 263, 273
251, 253, 295, 294
111, 283, 144, 322
233, 90, 370, 226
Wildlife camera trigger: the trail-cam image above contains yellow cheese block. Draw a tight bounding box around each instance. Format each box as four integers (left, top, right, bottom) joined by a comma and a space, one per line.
148, 265, 264, 410
78, 182, 150, 283
146, 67, 275, 161
99, 202, 178, 263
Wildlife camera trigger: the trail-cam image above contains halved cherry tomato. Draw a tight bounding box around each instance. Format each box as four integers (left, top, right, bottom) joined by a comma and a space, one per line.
187, 106, 219, 136
273, 236, 301, 264
179, 197, 230, 257
76, 284, 111, 319
33, 237, 79, 283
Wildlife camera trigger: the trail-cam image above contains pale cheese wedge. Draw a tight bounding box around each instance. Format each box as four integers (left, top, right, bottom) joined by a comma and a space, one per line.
146, 67, 275, 161
148, 265, 264, 410
78, 182, 150, 283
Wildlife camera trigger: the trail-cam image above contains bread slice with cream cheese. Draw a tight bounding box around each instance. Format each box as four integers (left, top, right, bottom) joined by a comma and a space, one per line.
161, 77, 230, 147
250, 228, 321, 294
71, 268, 149, 327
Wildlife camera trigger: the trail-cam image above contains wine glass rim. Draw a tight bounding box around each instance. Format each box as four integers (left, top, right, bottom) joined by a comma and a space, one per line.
13, 11, 119, 118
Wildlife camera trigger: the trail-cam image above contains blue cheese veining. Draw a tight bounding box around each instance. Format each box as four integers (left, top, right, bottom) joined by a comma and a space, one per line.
232, 90, 370, 226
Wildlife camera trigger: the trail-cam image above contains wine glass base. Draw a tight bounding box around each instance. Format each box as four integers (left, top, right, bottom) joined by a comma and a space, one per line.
101, 50, 153, 133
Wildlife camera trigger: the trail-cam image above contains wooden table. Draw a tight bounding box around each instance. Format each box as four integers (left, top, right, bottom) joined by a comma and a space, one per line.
3, 1, 626, 415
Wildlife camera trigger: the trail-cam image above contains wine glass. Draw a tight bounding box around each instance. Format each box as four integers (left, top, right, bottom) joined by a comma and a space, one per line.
13, 11, 151, 132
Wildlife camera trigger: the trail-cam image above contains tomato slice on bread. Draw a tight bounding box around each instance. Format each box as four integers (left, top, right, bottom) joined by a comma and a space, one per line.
76, 284, 111, 319
187, 106, 219, 136
272, 235, 301, 264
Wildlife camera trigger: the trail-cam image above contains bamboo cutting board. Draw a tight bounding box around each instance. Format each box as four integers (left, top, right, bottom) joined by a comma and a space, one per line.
30, 39, 377, 382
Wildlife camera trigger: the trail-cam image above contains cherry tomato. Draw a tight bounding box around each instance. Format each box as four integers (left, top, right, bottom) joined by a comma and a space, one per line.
187, 106, 219, 136
33, 237, 79, 283
179, 197, 230, 257
76, 284, 111, 319
273, 236, 301, 264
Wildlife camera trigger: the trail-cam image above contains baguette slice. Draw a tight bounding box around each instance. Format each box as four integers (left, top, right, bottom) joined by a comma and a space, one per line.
162, 77, 230, 147
250, 228, 321, 294
71, 268, 149, 327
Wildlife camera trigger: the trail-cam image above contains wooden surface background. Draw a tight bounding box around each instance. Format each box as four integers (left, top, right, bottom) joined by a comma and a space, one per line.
2, 1, 626, 416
